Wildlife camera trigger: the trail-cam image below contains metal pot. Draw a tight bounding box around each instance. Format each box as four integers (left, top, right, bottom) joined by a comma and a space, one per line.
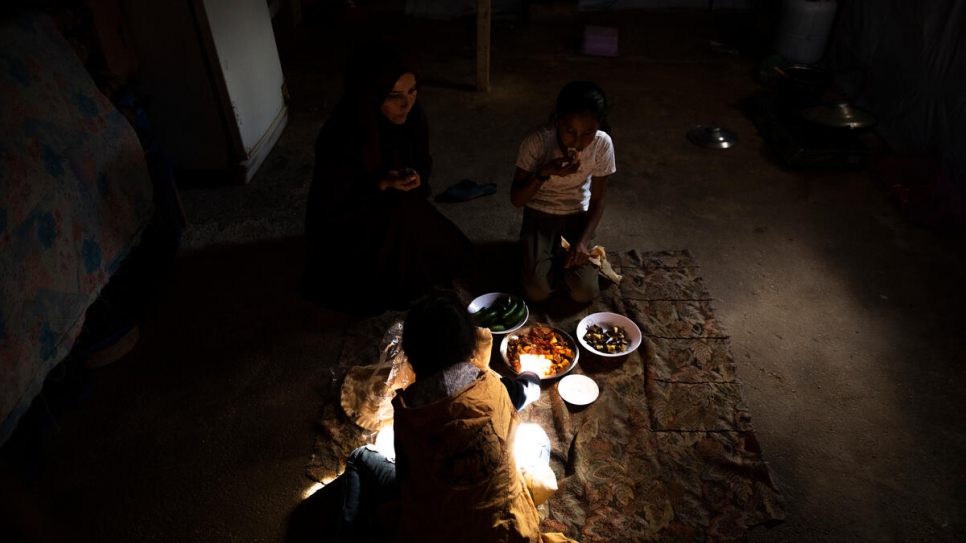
686, 125, 739, 149
775, 64, 830, 104
800, 102, 878, 139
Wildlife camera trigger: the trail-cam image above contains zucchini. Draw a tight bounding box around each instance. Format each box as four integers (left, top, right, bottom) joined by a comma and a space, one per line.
499, 297, 521, 322
505, 301, 527, 327
475, 296, 525, 331
474, 306, 497, 326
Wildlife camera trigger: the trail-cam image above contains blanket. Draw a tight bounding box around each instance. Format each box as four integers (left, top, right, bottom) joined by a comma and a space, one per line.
306, 250, 785, 541
0, 11, 153, 444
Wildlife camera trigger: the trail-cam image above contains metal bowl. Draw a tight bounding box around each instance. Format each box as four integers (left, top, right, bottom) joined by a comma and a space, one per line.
500, 324, 579, 380
687, 125, 739, 149
801, 102, 878, 133
775, 64, 830, 103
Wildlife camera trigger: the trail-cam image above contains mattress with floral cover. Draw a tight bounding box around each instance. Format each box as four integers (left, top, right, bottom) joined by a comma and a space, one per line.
0, 11, 153, 444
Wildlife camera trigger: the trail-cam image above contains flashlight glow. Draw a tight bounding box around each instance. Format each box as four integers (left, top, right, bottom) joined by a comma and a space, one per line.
302, 482, 324, 500
374, 425, 396, 460
518, 353, 553, 377
514, 422, 549, 471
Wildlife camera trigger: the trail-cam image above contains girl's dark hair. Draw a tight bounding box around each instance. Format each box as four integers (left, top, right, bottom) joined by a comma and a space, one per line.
403, 296, 477, 378
553, 81, 610, 133
343, 38, 419, 172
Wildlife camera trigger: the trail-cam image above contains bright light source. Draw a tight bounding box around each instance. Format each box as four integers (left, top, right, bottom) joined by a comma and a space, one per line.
514, 422, 549, 471
513, 423, 557, 506
374, 425, 396, 460
519, 353, 553, 377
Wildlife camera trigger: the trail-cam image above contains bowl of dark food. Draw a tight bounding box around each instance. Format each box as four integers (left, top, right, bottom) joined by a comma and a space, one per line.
757, 62, 829, 103
468, 293, 529, 334
576, 312, 642, 357
501, 323, 579, 380
775, 64, 830, 103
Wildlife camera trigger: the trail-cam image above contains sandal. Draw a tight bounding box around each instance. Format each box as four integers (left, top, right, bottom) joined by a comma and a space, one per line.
435, 179, 497, 203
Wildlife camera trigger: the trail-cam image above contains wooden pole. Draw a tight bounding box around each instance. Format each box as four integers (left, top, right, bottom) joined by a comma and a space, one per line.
476, 0, 491, 92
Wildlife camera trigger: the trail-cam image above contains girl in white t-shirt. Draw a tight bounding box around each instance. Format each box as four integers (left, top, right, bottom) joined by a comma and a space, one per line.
510, 81, 617, 303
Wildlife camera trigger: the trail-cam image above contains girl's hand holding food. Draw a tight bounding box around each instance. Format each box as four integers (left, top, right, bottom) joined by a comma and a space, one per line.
379, 168, 421, 191
540, 156, 580, 179
565, 242, 592, 269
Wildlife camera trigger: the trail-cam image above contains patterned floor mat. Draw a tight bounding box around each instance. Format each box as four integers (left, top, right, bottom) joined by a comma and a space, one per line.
306, 250, 785, 542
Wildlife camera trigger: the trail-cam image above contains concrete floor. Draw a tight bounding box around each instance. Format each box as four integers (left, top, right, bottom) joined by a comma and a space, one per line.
8, 7, 965, 543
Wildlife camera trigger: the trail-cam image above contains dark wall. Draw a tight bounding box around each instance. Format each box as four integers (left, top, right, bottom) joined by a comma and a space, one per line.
828, 0, 965, 193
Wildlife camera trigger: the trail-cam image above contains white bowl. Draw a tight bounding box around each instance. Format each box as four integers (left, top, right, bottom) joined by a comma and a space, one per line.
558, 374, 600, 406
500, 324, 579, 380
468, 292, 529, 335
576, 312, 643, 357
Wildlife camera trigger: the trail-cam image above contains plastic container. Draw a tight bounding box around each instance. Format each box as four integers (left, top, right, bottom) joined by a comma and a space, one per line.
774, 0, 838, 64
581, 26, 618, 57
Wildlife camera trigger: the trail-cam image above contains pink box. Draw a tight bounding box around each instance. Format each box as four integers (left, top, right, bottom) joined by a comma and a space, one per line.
581, 25, 619, 57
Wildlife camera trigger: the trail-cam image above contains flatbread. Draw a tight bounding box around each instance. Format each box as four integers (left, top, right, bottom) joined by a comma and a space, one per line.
341, 363, 394, 432
567, 147, 578, 163
560, 237, 623, 283
469, 327, 494, 371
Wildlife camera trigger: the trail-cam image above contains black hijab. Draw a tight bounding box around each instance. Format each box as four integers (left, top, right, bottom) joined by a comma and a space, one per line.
341, 38, 420, 174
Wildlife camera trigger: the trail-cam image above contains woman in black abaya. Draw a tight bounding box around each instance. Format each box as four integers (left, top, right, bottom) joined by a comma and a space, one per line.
302, 39, 471, 315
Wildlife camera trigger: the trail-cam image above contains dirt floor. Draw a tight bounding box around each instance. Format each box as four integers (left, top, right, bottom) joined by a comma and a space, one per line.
3, 6, 965, 543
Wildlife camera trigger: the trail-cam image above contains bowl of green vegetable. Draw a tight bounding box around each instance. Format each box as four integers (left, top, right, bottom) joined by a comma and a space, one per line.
468, 293, 529, 335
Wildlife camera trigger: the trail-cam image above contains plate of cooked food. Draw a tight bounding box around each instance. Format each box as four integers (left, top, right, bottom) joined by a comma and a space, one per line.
500, 323, 579, 380
576, 312, 642, 357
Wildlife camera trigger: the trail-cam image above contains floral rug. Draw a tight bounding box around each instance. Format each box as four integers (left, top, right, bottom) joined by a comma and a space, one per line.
306, 250, 785, 542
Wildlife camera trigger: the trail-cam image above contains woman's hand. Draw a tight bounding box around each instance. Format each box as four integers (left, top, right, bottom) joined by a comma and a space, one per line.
379, 169, 421, 191
564, 241, 592, 269
540, 156, 580, 179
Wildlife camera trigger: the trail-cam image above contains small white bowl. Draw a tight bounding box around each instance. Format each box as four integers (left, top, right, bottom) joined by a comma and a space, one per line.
576, 312, 643, 357
558, 374, 600, 406
467, 292, 529, 335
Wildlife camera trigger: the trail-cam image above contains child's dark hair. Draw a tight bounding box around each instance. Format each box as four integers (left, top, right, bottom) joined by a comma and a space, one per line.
403, 296, 477, 377
553, 81, 610, 133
